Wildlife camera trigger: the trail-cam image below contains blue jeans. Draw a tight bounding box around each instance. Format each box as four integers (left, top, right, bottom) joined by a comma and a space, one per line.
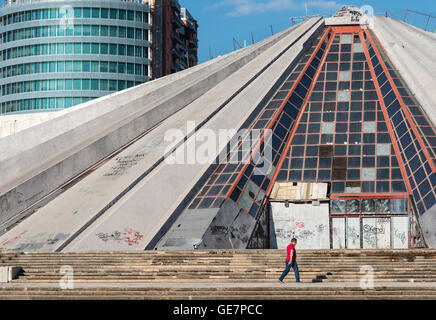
279, 260, 300, 282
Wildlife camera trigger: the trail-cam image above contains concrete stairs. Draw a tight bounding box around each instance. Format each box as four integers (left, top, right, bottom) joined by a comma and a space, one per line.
1, 285, 436, 300
0, 249, 435, 299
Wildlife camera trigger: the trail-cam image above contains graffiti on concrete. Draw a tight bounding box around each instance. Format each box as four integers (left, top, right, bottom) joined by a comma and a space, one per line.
104, 153, 145, 177
4, 232, 70, 251
0, 230, 28, 248
210, 224, 250, 243
295, 222, 305, 229
363, 224, 385, 234
124, 228, 144, 245
211, 225, 248, 237
394, 229, 406, 245
317, 224, 326, 233
96, 228, 144, 246
275, 227, 316, 242
347, 226, 360, 247
97, 231, 122, 243
275, 228, 295, 240
296, 229, 315, 240
363, 225, 377, 247
78, 187, 107, 198
348, 227, 360, 241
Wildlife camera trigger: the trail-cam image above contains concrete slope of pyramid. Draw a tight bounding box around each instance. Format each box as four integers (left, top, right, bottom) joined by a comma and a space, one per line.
0, 8, 435, 252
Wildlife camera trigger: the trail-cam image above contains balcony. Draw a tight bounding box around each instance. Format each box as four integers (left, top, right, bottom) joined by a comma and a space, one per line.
171, 17, 185, 29
171, 0, 181, 12
179, 43, 187, 53
188, 53, 197, 61
189, 38, 198, 47
171, 63, 185, 73
171, 32, 183, 45
171, 47, 184, 60
187, 21, 197, 31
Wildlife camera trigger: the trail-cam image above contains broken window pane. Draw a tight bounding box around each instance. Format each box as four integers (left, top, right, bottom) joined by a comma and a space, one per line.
331, 200, 345, 214
391, 199, 408, 213
362, 199, 375, 213
347, 199, 360, 213
376, 199, 390, 213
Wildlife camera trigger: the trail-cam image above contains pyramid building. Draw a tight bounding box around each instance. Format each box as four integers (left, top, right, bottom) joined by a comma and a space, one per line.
0, 7, 435, 252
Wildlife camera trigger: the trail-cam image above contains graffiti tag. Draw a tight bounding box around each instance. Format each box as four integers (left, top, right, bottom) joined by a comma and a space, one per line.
395, 229, 406, 244
78, 187, 107, 197
96, 228, 144, 246
7, 232, 70, 251
363, 224, 385, 234
104, 153, 145, 177
295, 222, 305, 229
0, 230, 28, 247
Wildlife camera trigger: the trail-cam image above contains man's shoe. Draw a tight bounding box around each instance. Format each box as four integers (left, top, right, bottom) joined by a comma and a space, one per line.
278, 279, 284, 283
296, 281, 303, 283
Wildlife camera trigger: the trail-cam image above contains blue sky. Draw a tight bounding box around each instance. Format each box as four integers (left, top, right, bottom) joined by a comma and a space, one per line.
180, 0, 436, 63
1, 0, 434, 63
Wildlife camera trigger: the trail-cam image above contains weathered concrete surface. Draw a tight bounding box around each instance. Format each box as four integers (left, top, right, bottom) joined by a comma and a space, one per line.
419, 204, 436, 248
373, 16, 436, 127
371, 17, 436, 249
198, 199, 256, 250
0, 18, 323, 252
0, 19, 319, 228
63, 19, 324, 252
0, 111, 65, 138
157, 199, 255, 250
269, 202, 330, 249
158, 208, 219, 250
0, 19, 299, 140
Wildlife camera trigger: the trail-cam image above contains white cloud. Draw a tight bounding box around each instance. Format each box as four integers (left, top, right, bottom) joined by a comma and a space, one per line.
206, 0, 343, 17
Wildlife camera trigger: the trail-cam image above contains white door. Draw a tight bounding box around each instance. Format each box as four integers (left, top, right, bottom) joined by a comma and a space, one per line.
346, 218, 361, 249
376, 218, 391, 249
332, 218, 346, 249
362, 218, 377, 249
392, 216, 409, 249
270, 202, 330, 249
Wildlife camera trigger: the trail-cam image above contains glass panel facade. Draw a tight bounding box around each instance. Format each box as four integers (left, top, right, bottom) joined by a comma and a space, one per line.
187, 30, 331, 215
1, 7, 150, 26
184, 27, 433, 223
278, 32, 407, 194
364, 30, 436, 215
0, 3, 151, 114
332, 197, 408, 216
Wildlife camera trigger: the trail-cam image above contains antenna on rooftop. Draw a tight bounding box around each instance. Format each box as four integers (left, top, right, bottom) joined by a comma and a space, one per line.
233, 37, 243, 50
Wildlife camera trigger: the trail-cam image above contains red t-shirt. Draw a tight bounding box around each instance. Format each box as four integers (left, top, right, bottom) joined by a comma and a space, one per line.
286, 243, 296, 261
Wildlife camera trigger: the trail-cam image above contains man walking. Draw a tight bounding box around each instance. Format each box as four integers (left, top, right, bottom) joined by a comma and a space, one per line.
278, 238, 302, 283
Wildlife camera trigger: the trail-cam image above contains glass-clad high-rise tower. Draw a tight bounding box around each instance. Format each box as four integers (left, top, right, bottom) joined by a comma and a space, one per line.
0, 0, 152, 114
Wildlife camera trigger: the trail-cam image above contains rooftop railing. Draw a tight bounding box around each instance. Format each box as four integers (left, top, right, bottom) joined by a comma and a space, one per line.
403, 9, 436, 32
